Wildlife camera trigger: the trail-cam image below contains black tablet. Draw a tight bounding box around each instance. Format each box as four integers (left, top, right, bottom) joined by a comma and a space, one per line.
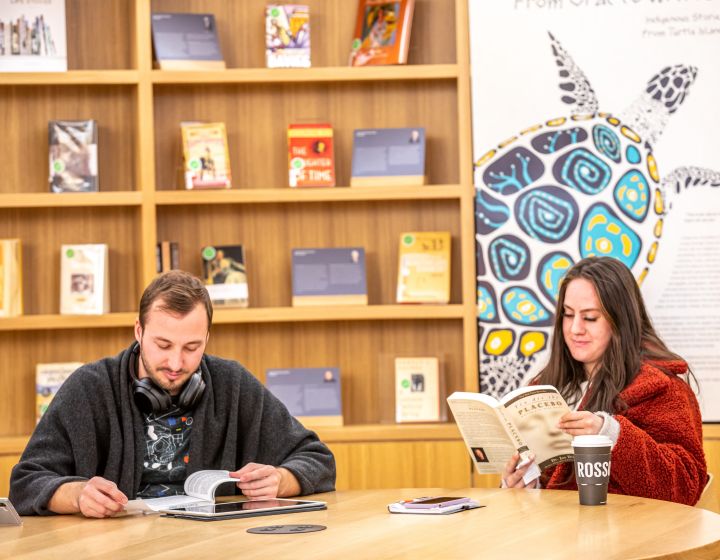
160, 498, 327, 520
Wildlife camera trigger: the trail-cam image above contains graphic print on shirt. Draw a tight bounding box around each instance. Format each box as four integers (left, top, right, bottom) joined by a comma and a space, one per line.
137, 410, 193, 498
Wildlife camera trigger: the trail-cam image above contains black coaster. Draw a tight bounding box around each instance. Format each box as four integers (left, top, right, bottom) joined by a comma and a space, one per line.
247, 524, 327, 534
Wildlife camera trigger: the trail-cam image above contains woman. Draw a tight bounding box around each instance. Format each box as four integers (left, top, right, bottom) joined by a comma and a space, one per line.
502, 257, 707, 505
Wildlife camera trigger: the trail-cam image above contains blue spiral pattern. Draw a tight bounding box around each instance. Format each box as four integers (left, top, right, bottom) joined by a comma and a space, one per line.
536, 252, 574, 304
553, 147, 612, 195
483, 147, 545, 195
475, 189, 511, 235
592, 125, 622, 163
531, 127, 588, 154
500, 286, 553, 327
514, 186, 579, 243
488, 235, 531, 282
614, 169, 650, 222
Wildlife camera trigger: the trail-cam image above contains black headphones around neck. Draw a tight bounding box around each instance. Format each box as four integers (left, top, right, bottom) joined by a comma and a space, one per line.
129, 342, 205, 414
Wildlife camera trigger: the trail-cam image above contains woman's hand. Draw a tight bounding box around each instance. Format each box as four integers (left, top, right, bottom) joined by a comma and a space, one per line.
557, 411, 604, 436
502, 452, 537, 488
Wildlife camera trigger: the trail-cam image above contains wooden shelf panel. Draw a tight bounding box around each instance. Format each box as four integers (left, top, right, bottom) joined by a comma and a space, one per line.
0, 192, 141, 209
316, 423, 461, 443
151, 64, 459, 85
0, 71, 139, 85
155, 185, 464, 205
0, 306, 462, 331
0, 313, 137, 332
214, 305, 465, 324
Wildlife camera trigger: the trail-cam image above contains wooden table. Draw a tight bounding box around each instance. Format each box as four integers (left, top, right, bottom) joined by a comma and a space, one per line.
3, 488, 720, 559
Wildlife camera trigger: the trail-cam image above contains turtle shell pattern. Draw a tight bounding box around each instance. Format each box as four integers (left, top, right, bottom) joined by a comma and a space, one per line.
475, 112, 665, 397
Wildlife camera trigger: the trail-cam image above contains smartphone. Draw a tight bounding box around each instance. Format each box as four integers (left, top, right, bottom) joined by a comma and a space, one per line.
404, 496, 471, 509
0, 498, 22, 526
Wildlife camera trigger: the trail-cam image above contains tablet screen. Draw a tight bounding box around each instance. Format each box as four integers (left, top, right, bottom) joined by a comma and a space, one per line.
163, 498, 325, 517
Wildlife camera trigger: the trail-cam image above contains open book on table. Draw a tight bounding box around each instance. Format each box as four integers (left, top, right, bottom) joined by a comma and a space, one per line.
124, 470, 236, 514
447, 385, 574, 483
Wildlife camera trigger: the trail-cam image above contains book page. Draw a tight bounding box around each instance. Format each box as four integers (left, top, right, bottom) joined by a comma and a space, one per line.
183, 470, 236, 501
500, 385, 573, 471
447, 393, 526, 475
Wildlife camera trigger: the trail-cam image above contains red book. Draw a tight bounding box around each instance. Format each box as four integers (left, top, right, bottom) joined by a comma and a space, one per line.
287, 124, 335, 187
349, 0, 415, 67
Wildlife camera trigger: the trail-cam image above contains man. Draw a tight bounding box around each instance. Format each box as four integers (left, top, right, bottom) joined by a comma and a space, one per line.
10, 271, 336, 517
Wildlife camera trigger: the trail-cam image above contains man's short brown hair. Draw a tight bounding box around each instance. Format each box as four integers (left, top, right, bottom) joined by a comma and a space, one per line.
138, 270, 213, 330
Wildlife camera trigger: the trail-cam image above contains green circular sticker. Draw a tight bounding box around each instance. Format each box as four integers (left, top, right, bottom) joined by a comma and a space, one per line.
352, 38, 361, 50
66, 248, 75, 258
189, 158, 201, 171
401, 379, 410, 389
291, 157, 304, 170
52, 159, 65, 173
402, 234, 415, 246
271, 7, 280, 17
202, 246, 217, 261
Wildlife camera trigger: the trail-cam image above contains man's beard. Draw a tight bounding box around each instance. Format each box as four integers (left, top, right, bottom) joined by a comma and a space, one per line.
138, 345, 191, 396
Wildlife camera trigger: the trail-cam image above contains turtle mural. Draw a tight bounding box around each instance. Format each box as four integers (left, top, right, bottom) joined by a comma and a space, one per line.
475, 33, 720, 399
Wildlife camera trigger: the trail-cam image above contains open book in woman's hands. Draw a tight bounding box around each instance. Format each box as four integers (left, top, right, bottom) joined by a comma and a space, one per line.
447, 386, 574, 483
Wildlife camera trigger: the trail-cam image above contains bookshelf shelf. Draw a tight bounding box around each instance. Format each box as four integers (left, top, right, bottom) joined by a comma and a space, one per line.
0, 192, 142, 209
150, 64, 459, 85
155, 185, 464, 205
0, 70, 140, 86
0, 313, 137, 332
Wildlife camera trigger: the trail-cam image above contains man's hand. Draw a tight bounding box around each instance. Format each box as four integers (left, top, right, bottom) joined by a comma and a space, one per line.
229, 463, 301, 499
49, 477, 128, 518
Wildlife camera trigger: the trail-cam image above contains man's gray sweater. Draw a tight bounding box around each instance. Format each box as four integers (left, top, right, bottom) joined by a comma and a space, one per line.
9, 343, 336, 515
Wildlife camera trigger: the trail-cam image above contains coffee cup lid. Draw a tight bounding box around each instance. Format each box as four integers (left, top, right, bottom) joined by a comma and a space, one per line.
571, 434, 612, 447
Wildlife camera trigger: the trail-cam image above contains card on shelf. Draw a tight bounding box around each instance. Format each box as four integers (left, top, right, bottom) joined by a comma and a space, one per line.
265, 367, 343, 427
60, 244, 109, 315
291, 248, 368, 306
397, 232, 451, 304
266, 5, 310, 69
151, 13, 225, 70
201, 245, 248, 308
288, 124, 335, 187
351, 128, 426, 187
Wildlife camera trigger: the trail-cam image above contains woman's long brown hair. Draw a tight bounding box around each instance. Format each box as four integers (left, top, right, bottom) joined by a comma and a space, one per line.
535, 257, 685, 413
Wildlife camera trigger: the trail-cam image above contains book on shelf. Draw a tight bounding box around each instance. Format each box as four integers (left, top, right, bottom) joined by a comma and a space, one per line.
349, 0, 415, 67
447, 386, 574, 483
36, 362, 82, 423
287, 123, 335, 188
0, 0, 67, 71
291, 248, 368, 307
49, 120, 98, 193
395, 357, 442, 423
156, 241, 180, 274
151, 12, 225, 70
265, 367, 343, 427
265, 5, 310, 69
201, 245, 248, 308
181, 122, 232, 190
60, 244, 109, 315
350, 127, 426, 187
396, 232, 450, 304
0, 239, 23, 318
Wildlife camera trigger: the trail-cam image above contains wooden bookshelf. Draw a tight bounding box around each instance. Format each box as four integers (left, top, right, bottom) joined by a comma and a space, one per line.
0, 0, 477, 494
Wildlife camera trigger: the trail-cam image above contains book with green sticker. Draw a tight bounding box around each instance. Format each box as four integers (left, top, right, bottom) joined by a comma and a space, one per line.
181, 122, 232, 190
201, 245, 248, 307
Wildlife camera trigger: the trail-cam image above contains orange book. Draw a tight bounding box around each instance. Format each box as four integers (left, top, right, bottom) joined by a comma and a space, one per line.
349, 0, 415, 67
287, 124, 335, 187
